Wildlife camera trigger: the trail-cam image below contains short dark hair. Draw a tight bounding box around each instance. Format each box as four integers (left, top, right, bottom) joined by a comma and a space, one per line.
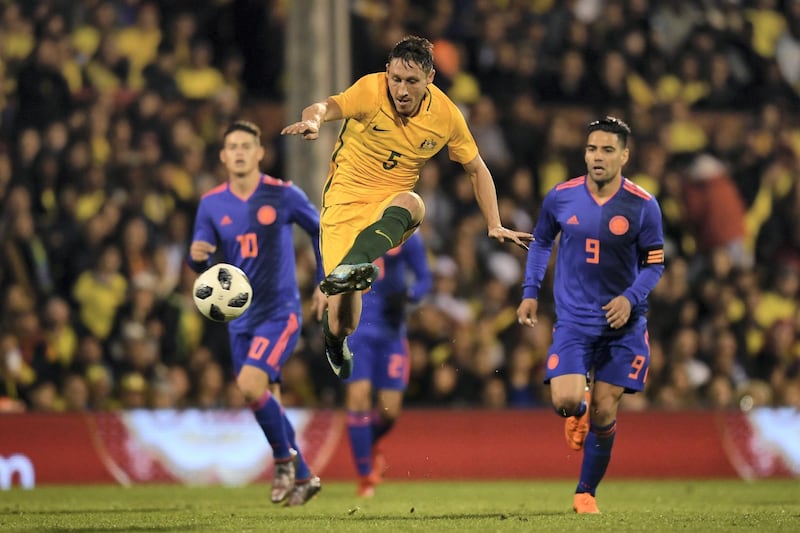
587, 116, 631, 147
223, 120, 261, 142
388, 35, 434, 73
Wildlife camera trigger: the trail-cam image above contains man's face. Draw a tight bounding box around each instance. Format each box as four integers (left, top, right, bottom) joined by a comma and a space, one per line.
220, 130, 263, 177
584, 130, 629, 184
385, 58, 434, 117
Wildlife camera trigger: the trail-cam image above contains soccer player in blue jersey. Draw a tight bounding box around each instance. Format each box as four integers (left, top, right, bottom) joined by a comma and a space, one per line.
343, 231, 432, 497
516, 117, 665, 514
188, 120, 326, 507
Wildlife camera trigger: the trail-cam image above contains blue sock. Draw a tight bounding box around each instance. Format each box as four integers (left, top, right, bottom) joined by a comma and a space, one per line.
576, 420, 617, 496
348, 410, 373, 477
370, 409, 395, 442
282, 412, 311, 480
250, 391, 291, 460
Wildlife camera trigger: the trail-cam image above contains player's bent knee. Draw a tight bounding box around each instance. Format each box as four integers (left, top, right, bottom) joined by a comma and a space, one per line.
236, 372, 270, 405
410, 193, 426, 222
377, 402, 403, 421
238, 384, 269, 405
379, 411, 401, 424
590, 403, 618, 423
391, 191, 425, 223
552, 397, 584, 417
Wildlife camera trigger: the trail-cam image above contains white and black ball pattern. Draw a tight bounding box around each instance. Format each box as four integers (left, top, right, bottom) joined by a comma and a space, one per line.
192, 263, 252, 322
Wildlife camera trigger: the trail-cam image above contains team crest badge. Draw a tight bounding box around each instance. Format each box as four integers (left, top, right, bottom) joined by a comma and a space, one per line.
419, 138, 437, 150
257, 206, 277, 225
609, 215, 629, 236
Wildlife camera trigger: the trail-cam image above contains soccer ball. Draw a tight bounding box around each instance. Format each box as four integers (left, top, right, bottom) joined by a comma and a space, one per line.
193, 263, 253, 322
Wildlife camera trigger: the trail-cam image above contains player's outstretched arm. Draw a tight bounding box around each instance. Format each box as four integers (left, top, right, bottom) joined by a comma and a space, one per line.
462, 154, 533, 250
280, 97, 344, 140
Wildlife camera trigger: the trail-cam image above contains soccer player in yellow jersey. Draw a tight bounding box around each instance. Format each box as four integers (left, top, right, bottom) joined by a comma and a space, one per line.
281, 36, 532, 379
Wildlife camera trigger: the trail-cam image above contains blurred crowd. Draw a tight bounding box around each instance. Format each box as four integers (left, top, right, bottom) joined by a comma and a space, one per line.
1, 0, 799, 413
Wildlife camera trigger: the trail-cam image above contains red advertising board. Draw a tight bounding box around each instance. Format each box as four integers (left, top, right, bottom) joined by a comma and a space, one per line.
0, 408, 795, 488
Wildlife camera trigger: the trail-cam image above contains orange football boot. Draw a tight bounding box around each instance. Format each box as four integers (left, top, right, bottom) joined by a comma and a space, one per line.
565, 389, 591, 451
356, 446, 387, 498
357, 475, 377, 498
573, 492, 601, 514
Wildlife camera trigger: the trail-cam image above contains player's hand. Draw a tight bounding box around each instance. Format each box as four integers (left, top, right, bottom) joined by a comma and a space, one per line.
603, 295, 632, 329
190, 241, 216, 262
516, 298, 539, 328
311, 286, 327, 321
488, 226, 534, 251
280, 120, 320, 140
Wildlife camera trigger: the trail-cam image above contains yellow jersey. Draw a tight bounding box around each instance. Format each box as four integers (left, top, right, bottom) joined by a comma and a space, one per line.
323, 72, 479, 206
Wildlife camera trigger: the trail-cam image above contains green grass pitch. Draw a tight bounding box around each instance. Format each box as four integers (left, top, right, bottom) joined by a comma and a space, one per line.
1, 480, 798, 532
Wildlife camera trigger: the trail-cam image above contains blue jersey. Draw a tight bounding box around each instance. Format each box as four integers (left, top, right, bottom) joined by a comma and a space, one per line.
523, 176, 664, 333
360, 232, 433, 331
188, 174, 323, 334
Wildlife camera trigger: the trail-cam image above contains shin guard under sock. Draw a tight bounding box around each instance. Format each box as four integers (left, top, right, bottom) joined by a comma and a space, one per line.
347, 410, 374, 477
341, 206, 413, 264
250, 391, 291, 460
576, 420, 617, 495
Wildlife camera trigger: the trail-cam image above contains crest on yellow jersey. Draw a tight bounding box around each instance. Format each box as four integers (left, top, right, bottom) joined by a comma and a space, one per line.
419, 139, 438, 150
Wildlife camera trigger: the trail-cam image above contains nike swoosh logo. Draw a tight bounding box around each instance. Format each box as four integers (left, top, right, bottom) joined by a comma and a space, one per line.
374, 229, 394, 246
372, 125, 390, 132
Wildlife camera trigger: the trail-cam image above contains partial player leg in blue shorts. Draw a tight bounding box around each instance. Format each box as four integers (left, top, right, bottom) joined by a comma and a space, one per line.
346, 325, 409, 390
229, 313, 319, 504
544, 318, 650, 392
594, 317, 650, 393
344, 324, 409, 497
229, 314, 301, 381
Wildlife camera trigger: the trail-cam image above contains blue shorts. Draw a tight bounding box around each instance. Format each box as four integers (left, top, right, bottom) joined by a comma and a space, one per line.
229, 312, 301, 382
545, 317, 650, 392
345, 323, 409, 390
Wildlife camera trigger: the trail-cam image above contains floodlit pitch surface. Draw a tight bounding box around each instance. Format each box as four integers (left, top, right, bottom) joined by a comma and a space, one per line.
1, 480, 797, 532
